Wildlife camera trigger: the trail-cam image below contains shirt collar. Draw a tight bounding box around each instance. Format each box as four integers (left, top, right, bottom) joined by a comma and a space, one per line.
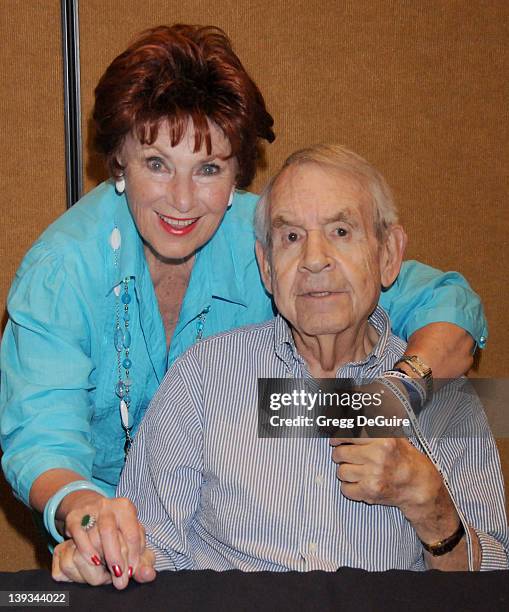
273, 314, 305, 370
273, 305, 392, 375
342, 306, 391, 373
199, 204, 248, 307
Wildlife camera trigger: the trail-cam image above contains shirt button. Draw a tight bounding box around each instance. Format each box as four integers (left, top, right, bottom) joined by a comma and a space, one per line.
315, 474, 324, 485
309, 542, 318, 554
479, 335, 487, 347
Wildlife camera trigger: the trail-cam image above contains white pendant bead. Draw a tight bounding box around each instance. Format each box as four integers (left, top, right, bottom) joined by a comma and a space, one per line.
110, 227, 122, 251
120, 399, 130, 429
114, 284, 121, 297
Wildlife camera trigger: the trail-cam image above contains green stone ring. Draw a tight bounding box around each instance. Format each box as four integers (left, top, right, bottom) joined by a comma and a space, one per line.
80, 513, 97, 531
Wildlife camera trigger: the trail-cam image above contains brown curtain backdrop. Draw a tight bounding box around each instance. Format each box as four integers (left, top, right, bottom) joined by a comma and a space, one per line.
0, 0, 508, 570
78, 0, 508, 378
0, 0, 66, 571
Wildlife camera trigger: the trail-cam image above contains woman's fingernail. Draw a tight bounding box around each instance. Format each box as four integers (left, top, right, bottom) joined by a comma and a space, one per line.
91, 555, 101, 566
112, 564, 123, 577
128, 566, 133, 578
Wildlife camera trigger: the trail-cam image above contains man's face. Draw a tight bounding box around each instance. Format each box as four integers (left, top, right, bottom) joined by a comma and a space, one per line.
258, 163, 388, 339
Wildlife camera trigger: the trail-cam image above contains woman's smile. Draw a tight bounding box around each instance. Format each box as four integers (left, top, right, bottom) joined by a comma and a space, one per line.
157, 212, 200, 235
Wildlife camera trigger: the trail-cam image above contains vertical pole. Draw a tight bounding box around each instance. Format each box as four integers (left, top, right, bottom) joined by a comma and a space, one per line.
61, 0, 82, 208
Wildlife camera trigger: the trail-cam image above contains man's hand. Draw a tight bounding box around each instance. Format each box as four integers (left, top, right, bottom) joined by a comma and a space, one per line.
52, 536, 156, 589
330, 438, 459, 542
329, 437, 480, 569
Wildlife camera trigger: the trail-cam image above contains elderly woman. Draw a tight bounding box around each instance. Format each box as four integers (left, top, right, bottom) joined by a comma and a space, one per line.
0, 24, 485, 587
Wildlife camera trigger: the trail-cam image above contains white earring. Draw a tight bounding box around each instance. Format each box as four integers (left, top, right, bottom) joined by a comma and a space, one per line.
115, 175, 125, 194
227, 189, 235, 209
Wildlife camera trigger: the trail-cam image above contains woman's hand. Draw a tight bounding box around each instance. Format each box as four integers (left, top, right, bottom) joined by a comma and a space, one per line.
30, 470, 147, 581
52, 535, 156, 589
57, 490, 146, 582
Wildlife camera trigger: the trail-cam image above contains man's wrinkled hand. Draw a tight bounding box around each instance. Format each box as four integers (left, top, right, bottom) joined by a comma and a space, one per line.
329, 437, 441, 515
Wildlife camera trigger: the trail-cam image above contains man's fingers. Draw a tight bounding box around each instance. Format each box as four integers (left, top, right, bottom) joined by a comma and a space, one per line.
331, 443, 367, 465
134, 548, 156, 584
331, 438, 400, 466
330, 437, 372, 447
52, 542, 85, 584
340, 481, 365, 502
336, 463, 362, 483
134, 565, 157, 583
52, 547, 72, 583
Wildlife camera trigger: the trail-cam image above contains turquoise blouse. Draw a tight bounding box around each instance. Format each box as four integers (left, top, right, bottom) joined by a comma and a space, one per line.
0, 182, 487, 504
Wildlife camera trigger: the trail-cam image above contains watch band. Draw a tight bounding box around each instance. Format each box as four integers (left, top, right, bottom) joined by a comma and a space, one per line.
419, 521, 465, 556
395, 355, 433, 401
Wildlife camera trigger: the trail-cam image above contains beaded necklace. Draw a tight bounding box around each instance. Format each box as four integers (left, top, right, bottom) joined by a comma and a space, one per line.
114, 277, 133, 456
111, 226, 210, 458
196, 305, 210, 340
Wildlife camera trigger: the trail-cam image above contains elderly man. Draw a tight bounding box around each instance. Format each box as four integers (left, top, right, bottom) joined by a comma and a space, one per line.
54, 145, 508, 582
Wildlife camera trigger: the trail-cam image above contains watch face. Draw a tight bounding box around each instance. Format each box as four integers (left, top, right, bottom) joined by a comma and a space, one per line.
402, 355, 432, 378
421, 523, 465, 556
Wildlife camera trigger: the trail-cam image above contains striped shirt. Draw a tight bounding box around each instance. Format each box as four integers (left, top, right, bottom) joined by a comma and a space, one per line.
118, 307, 509, 571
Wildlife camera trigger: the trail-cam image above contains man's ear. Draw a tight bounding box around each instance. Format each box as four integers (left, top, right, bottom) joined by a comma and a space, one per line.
255, 240, 273, 295
380, 225, 407, 288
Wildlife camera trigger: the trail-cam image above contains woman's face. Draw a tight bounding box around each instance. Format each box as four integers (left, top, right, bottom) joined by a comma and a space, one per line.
118, 120, 237, 262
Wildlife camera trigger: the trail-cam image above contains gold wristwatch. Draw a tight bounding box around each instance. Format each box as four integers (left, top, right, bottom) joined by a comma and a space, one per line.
395, 355, 433, 400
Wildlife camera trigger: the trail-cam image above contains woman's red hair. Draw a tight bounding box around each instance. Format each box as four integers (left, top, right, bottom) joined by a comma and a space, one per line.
93, 24, 275, 188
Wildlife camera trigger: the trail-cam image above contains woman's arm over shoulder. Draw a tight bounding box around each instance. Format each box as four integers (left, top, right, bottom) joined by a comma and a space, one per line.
380, 259, 487, 348
379, 260, 487, 379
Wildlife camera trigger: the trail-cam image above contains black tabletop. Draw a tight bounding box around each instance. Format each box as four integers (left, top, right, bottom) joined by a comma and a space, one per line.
0, 568, 508, 612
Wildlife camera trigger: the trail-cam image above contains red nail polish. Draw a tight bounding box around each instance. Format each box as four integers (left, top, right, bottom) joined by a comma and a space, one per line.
91, 555, 101, 566
128, 566, 133, 578
112, 564, 123, 578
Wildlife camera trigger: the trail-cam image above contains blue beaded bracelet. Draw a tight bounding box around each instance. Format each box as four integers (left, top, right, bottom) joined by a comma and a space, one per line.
42, 480, 107, 543
384, 370, 426, 416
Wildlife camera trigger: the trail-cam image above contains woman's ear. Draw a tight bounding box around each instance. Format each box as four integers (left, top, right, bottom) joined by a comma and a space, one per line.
380, 225, 407, 288
113, 153, 126, 194
114, 137, 129, 175
114, 152, 125, 174
255, 240, 273, 295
